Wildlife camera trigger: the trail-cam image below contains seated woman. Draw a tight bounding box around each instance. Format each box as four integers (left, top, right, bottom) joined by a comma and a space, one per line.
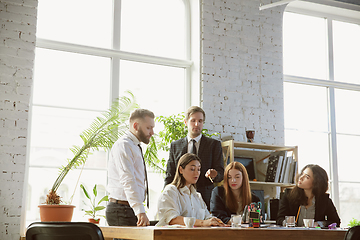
156, 153, 225, 227
210, 162, 260, 224
276, 164, 340, 227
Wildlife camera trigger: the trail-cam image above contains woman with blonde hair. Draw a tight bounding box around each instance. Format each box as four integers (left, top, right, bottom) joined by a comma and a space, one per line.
210, 161, 260, 224
156, 153, 225, 227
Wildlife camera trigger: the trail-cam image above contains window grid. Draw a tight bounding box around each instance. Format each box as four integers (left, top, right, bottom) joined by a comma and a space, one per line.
26, 0, 193, 226
284, 7, 360, 220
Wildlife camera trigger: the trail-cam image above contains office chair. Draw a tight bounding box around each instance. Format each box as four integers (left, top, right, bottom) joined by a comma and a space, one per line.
26, 222, 105, 240
344, 225, 360, 240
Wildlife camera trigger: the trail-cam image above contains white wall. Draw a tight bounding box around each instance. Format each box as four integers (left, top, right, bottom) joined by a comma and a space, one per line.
201, 0, 286, 145
0, 0, 38, 239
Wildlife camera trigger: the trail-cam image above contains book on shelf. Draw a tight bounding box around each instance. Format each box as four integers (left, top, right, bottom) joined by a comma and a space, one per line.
265, 151, 286, 182
289, 160, 298, 183
265, 150, 298, 184
274, 151, 286, 183
265, 152, 279, 182
274, 155, 284, 183
278, 151, 288, 183
283, 155, 293, 183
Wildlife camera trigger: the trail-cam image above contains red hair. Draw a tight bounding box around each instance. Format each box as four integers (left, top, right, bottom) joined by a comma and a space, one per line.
223, 162, 252, 213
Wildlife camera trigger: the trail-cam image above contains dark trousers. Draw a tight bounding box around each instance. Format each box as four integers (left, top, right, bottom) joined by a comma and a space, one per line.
106, 202, 137, 240
106, 202, 137, 226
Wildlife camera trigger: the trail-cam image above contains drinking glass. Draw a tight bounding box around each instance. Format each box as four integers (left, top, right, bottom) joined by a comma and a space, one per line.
231, 215, 242, 228
285, 216, 295, 227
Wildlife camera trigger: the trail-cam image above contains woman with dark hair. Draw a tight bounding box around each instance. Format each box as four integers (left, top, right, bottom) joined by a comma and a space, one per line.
276, 164, 340, 227
210, 162, 260, 224
156, 153, 225, 227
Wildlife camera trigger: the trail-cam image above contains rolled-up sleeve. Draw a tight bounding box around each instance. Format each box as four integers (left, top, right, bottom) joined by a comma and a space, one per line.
157, 185, 181, 226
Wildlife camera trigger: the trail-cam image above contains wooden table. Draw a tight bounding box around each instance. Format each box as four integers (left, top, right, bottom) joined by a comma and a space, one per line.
100, 226, 347, 240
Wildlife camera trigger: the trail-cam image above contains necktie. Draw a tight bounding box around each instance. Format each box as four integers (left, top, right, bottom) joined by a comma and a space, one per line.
138, 144, 149, 208
191, 139, 197, 155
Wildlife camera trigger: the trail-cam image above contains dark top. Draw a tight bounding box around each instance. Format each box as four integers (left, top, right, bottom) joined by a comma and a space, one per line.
210, 186, 260, 224
276, 188, 341, 227
164, 135, 224, 209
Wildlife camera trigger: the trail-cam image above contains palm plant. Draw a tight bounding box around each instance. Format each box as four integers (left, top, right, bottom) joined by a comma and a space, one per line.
45, 92, 138, 204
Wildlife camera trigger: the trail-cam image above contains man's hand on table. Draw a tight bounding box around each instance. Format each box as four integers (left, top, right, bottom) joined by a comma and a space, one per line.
137, 213, 150, 226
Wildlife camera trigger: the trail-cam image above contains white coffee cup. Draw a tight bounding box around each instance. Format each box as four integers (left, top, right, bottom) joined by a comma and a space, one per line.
303, 219, 315, 228
184, 217, 196, 228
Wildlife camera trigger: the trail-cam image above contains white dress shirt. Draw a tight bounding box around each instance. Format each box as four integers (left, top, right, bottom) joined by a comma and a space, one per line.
187, 134, 202, 153
156, 184, 212, 226
107, 130, 146, 215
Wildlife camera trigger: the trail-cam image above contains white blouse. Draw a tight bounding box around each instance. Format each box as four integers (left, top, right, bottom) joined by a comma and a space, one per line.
156, 184, 212, 226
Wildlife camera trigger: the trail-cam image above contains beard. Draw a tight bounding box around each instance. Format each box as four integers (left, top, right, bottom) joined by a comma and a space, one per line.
138, 128, 150, 144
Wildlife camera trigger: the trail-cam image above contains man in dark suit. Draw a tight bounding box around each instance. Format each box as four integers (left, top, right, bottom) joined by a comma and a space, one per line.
164, 106, 224, 209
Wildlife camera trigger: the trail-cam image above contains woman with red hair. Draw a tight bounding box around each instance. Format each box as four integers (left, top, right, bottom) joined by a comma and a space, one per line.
210, 162, 260, 224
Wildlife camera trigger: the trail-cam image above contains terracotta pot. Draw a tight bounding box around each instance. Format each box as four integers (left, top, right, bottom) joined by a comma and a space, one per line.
88, 218, 100, 224
38, 204, 75, 222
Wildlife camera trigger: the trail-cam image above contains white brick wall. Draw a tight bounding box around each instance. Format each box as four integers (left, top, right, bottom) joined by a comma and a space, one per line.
201, 0, 286, 145
0, 0, 37, 239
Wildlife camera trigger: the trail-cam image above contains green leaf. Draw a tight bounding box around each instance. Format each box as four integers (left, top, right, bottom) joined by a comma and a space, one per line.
93, 184, 97, 197
97, 195, 109, 205
80, 184, 90, 200
94, 206, 106, 211
348, 218, 360, 227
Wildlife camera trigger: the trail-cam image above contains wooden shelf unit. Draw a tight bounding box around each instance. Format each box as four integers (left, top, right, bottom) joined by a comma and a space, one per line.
221, 140, 298, 201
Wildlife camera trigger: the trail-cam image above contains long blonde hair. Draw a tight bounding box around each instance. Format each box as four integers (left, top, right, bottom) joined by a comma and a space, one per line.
223, 162, 252, 213
171, 153, 201, 190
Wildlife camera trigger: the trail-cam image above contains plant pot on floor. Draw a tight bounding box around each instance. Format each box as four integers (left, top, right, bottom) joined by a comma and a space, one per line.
38, 204, 75, 222
88, 218, 100, 224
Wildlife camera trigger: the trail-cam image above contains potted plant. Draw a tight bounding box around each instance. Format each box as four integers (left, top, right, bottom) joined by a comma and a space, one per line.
80, 184, 108, 224
144, 112, 219, 174
38, 92, 138, 222
348, 218, 360, 227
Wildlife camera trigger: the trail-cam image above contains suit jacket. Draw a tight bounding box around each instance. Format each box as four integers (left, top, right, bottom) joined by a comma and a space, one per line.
164, 135, 224, 208
210, 186, 260, 224
276, 189, 341, 227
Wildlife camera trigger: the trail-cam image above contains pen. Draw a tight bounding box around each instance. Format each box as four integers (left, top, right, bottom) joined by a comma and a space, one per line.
295, 206, 301, 225
209, 176, 214, 183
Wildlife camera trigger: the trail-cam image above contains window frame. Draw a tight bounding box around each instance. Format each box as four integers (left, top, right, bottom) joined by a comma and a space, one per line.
284, 1, 360, 214
22, 0, 199, 232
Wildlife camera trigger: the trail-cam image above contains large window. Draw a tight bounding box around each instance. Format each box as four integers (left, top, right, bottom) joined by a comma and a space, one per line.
283, 2, 360, 227
26, 0, 196, 226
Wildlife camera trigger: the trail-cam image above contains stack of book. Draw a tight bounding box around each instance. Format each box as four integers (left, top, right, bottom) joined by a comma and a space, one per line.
265, 151, 298, 183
